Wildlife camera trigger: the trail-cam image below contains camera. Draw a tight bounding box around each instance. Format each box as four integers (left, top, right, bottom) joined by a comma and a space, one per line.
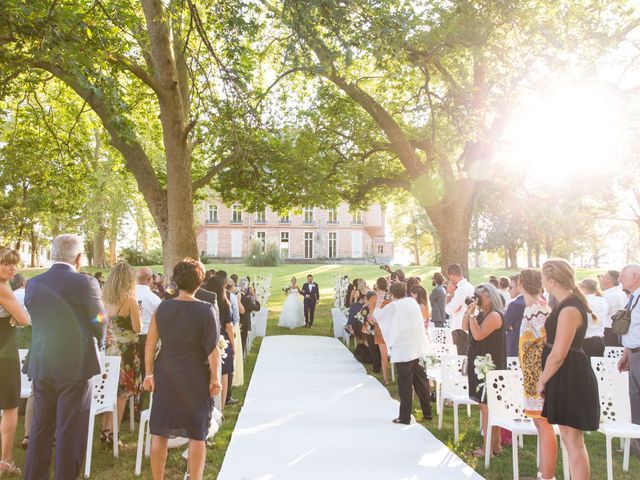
465, 295, 482, 308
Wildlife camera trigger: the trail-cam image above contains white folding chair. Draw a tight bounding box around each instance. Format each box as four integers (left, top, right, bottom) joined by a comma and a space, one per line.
85, 355, 121, 478
424, 344, 457, 415
591, 357, 640, 480
253, 308, 268, 337
437, 355, 478, 443
18, 349, 31, 399
484, 370, 570, 480
604, 347, 625, 360
331, 308, 345, 338
506, 356, 521, 372
431, 327, 452, 345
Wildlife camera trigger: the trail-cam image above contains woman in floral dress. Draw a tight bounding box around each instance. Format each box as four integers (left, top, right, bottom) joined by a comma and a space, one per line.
518, 269, 557, 480
101, 261, 142, 446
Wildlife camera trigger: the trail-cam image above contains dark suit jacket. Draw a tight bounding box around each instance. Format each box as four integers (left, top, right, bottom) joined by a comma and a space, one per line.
240, 294, 261, 332
300, 282, 320, 302
429, 285, 447, 325
25, 263, 107, 381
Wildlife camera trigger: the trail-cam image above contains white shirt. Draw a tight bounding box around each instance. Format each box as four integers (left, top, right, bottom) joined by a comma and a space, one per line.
135, 284, 161, 335
13, 288, 25, 308
603, 286, 628, 329
445, 278, 475, 331
374, 297, 430, 363
229, 292, 240, 325
585, 293, 607, 338
499, 289, 511, 308
622, 287, 640, 349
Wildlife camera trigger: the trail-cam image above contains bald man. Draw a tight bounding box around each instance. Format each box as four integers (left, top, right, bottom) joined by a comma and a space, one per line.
618, 264, 640, 456
135, 267, 162, 379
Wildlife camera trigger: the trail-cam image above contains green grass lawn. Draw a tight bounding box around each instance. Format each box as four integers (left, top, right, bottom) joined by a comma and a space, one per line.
11, 263, 633, 479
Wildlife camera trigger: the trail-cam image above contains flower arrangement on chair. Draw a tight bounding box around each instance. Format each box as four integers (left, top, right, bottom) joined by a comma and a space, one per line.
474, 353, 496, 402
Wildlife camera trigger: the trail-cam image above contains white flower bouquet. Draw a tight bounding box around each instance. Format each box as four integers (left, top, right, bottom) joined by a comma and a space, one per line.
218, 337, 229, 361
474, 353, 496, 401
421, 355, 440, 370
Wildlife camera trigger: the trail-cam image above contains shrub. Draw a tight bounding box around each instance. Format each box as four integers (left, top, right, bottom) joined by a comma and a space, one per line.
119, 247, 163, 266
244, 239, 280, 266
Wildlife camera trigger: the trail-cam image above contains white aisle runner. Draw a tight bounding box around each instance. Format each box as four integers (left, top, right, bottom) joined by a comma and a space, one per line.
218, 336, 482, 480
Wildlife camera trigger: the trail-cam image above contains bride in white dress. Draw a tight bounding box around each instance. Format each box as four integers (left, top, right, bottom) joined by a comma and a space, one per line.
278, 277, 305, 329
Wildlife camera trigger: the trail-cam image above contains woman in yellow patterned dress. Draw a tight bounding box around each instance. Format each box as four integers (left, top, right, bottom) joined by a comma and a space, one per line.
519, 269, 557, 480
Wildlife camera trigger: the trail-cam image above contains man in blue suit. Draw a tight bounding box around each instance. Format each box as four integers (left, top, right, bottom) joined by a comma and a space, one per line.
24, 234, 107, 480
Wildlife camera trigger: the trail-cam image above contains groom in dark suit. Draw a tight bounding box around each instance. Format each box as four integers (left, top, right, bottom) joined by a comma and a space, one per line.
300, 274, 319, 328
24, 234, 107, 480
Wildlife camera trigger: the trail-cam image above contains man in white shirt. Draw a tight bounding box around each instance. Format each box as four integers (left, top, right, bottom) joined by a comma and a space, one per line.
135, 267, 162, 379
372, 281, 431, 424
10, 274, 27, 307
600, 270, 628, 347
579, 278, 607, 357
618, 264, 640, 456
444, 264, 475, 354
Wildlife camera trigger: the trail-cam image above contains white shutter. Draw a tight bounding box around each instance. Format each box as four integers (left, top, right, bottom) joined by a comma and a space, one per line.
231, 230, 243, 258
206, 230, 218, 256
351, 231, 363, 258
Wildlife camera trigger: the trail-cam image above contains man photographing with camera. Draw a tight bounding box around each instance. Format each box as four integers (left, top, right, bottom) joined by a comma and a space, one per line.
445, 264, 475, 354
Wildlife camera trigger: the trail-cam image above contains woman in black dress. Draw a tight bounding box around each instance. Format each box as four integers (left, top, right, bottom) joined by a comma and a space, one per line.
144, 259, 220, 480
538, 259, 599, 479
206, 274, 234, 412
462, 283, 506, 458
0, 247, 30, 476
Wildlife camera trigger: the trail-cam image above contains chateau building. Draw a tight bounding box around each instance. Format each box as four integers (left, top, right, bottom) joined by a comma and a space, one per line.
195, 198, 393, 263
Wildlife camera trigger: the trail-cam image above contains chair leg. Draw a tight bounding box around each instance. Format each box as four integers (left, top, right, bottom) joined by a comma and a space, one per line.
84, 413, 95, 478
467, 404, 471, 417
519, 433, 524, 448
437, 397, 444, 430
391, 362, 395, 382
453, 403, 459, 444
560, 438, 570, 480
512, 434, 520, 480
145, 422, 151, 457
112, 405, 119, 459
536, 435, 540, 468
484, 420, 493, 469
605, 435, 613, 480
129, 396, 135, 432
135, 416, 147, 476
435, 382, 441, 416
623, 436, 631, 471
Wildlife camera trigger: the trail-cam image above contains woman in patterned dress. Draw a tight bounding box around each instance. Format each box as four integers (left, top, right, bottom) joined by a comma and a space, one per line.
518, 269, 557, 480
101, 261, 142, 445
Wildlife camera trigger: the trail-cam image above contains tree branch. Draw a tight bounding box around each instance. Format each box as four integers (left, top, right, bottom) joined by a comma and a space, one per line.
106, 53, 163, 95
192, 155, 237, 191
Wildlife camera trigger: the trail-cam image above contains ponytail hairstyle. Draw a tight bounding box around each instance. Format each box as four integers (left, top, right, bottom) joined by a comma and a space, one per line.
542, 258, 594, 319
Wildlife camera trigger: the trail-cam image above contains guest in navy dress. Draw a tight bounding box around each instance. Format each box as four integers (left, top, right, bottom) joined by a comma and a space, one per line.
144, 258, 220, 480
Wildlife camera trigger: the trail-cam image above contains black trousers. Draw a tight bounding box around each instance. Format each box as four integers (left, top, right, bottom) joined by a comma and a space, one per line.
24, 378, 92, 480
452, 329, 470, 355
396, 359, 432, 423
304, 299, 317, 326
582, 336, 605, 357
604, 327, 621, 347
367, 334, 381, 373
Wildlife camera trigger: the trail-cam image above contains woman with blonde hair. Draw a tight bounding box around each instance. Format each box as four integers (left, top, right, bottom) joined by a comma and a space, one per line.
101, 261, 142, 445
0, 247, 30, 475
519, 269, 556, 480
538, 259, 600, 479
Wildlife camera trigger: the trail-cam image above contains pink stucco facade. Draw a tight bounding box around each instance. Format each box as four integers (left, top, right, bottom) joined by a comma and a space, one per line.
195, 198, 393, 263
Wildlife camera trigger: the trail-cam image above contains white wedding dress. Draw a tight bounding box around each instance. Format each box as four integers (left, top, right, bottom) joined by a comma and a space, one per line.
278, 287, 305, 329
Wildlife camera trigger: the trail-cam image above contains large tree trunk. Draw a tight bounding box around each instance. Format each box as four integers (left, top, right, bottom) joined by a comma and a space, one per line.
504, 244, 509, 269
425, 179, 478, 275
527, 241, 534, 268
535, 245, 541, 268
93, 225, 108, 268
29, 226, 38, 268
507, 242, 518, 269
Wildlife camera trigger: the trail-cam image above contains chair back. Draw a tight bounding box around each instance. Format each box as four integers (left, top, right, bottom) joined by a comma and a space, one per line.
603, 347, 625, 360
506, 356, 520, 371
91, 355, 121, 413
426, 343, 457, 357
486, 370, 528, 422
431, 327, 451, 345
591, 357, 631, 424
440, 355, 471, 397
19, 349, 32, 397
